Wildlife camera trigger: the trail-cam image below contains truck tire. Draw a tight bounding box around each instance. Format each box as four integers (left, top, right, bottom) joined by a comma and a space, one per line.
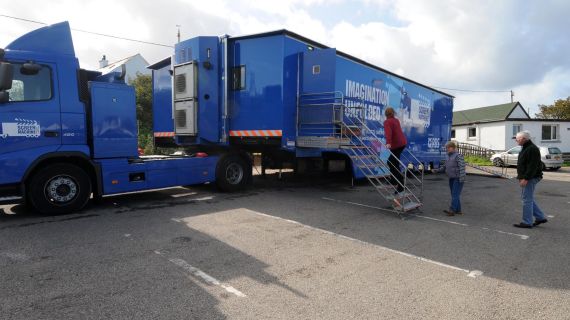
216, 154, 252, 192
28, 164, 92, 215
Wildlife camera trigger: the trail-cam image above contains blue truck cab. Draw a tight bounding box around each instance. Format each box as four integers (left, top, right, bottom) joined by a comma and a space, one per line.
0, 22, 221, 214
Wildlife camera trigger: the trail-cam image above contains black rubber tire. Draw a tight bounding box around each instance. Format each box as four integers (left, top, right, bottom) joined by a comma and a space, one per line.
28, 164, 92, 215
541, 162, 547, 171
493, 158, 504, 167
551, 167, 560, 171
215, 154, 252, 192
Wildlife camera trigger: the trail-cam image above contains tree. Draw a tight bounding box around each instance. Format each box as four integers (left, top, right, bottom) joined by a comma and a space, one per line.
129, 73, 154, 153
535, 97, 570, 119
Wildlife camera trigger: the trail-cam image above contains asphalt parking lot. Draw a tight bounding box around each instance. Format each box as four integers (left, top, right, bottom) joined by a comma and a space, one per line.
1, 170, 569, 320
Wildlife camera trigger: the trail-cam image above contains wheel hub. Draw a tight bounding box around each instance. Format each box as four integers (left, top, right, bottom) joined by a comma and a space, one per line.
46, 175, 78, 203
226, 163, 244, 185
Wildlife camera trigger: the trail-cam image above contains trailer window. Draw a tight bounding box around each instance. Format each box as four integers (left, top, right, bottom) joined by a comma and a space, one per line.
232, 65, 246, 90
7, 63, 52, 102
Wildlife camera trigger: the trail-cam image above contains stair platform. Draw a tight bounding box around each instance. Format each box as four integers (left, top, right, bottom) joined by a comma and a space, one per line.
392, 201, 422, 212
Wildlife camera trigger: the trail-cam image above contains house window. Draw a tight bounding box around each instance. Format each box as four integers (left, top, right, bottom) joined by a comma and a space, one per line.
512, 124, 522, 137
231, 65, 246, 90
467, 127, 477, 139
541, 124, 559, 141
450, 129, 456, 138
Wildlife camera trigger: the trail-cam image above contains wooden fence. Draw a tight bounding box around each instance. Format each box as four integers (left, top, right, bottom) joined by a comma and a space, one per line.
456, 142, 495, 159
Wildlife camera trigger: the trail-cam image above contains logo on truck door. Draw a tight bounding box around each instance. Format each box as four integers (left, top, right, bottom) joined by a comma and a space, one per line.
1, 118, 41, 138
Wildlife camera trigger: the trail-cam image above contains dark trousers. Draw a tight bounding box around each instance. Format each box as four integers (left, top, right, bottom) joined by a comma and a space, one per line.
448, 178, 464, 213
388, 146, 405, 192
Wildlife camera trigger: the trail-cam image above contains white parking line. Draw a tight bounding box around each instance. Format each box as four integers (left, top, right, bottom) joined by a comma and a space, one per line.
170, 192, 198, 198
154, 250, 246, 297
322, 197, 529, 240
244, 210, 483, 278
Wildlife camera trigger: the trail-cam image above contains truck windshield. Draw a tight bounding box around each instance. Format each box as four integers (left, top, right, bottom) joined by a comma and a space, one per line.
7, 63, 52, 102
548, 147, 561, 154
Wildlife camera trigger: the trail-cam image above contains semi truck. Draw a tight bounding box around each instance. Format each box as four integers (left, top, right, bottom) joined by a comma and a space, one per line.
0, 21, 454, 215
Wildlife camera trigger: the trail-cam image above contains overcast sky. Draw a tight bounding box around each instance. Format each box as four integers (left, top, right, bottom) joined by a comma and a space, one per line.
1, 0, 569, 113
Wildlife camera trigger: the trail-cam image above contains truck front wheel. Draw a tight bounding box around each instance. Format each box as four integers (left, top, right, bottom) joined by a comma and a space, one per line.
28, 164, 92, 215
216, 154, 252, 192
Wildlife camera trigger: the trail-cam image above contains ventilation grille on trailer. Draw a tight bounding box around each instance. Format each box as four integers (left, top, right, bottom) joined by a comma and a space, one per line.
176, 109, 187, 128
175, 74, 186, 94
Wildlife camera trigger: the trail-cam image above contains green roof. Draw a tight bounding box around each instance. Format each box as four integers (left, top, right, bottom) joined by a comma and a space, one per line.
452, 102, 526, 126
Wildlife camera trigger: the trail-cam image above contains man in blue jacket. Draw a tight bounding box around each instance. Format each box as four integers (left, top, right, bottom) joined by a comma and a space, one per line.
513, 131, 548, 228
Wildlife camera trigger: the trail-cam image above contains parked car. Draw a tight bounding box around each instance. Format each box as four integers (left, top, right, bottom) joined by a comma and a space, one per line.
490, 146, 563, 170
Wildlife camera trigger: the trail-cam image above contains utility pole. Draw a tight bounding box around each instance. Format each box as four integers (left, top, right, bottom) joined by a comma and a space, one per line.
510, 90, 514, 103
176, 25, 181, 43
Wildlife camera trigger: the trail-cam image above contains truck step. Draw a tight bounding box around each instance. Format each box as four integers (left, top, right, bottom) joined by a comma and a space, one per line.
392, 201, 422, 212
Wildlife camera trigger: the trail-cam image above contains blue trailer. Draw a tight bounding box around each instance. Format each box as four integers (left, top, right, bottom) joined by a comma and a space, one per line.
0, 22, 453, 215
149, 29, 454, 212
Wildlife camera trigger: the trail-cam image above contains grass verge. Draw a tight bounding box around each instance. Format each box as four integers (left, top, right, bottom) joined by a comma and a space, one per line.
464, 155, 493, 166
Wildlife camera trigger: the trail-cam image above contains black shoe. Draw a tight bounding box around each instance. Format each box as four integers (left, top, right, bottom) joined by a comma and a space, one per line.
533, 219, 548, 226
443, 210, 455, 216
513, 223, 532, 229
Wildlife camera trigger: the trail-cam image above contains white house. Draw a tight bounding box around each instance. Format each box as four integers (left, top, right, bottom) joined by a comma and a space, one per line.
452, 102, 570, 152
97, 53, 150, 83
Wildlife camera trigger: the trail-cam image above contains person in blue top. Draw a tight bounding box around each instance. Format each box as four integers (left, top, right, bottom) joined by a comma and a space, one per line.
432, 141, 466, 216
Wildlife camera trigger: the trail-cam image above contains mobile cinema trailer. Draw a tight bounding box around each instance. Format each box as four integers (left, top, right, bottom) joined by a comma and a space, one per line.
149, 30, 454, 211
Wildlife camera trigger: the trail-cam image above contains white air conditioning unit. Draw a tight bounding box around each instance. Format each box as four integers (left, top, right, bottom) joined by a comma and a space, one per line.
174, 100, 197, 135
172, 61, 198, 135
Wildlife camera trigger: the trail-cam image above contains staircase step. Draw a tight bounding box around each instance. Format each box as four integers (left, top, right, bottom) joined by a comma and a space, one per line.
340, 145, 369, 149
393, 201, 422, 212
374, 183, 395, 190
349, 154, 376, 159
384, 191, 412, 201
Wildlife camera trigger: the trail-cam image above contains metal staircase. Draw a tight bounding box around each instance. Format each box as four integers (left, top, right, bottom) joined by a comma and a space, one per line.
297, 92, 424, 215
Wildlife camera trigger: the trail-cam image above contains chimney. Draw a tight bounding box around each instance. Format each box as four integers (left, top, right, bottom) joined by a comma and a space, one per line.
99, 55, 108, 68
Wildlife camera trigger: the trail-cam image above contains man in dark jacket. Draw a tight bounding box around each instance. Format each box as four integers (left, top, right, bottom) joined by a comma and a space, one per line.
513, 131, 548, 228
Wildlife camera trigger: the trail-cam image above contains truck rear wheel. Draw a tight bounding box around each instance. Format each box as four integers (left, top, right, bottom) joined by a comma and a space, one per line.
28, 164, 92, 215
216, 154, 252, 192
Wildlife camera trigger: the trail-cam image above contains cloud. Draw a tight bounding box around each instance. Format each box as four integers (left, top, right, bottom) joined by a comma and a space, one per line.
1, 0, 568, 113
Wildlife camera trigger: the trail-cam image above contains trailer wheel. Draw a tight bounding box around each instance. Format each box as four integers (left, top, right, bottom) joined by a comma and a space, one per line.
216, 154, 252, 192
28, 164, 92, 215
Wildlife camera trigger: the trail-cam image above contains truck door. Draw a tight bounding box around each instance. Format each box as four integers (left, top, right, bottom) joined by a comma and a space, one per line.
0, 61, 61, 157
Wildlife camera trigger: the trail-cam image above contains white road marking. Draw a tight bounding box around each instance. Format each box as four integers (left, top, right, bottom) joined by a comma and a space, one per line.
323, 197, 529, 240
481, 228, 529, 240
124, 234, 131, 237
243, 210, 483, 278
547, 215, 555, 218
154, 250, 246, 297
0, 251, 30, 262
170, 192, 198, 198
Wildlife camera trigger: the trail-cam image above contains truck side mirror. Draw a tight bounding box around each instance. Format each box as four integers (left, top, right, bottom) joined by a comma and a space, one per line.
21, 62, 42, 75
0, 91, 9, 103
0, 62, 13, 91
